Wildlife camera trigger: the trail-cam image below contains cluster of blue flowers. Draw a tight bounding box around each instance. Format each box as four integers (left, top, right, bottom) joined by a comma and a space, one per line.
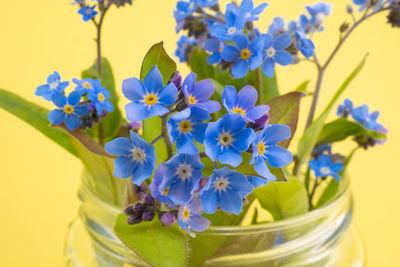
35, 71, 114, 130
309, 144, 344, 182
73, 0, 133, 22
105, 65, 293, 234
174, 0, 333, 78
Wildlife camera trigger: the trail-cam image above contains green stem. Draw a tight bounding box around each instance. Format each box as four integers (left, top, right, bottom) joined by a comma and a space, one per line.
255, 67, 264, 104
161, 114, 174, 159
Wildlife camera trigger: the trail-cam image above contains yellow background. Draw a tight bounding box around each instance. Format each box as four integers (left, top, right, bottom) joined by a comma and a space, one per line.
0, 0, 399, 266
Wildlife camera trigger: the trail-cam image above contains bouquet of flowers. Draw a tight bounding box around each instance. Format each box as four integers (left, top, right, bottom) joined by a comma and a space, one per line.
0, 0, 395, 266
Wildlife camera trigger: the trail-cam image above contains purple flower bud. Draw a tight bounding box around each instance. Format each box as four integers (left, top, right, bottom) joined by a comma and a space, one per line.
123, 205, 136, 216
87, 102, 96, 112
160, 212, 177, 226
143, 194, 155, 205
346, 4, 353, 14
127, 214, 142, 225
133, 203, 146, 214
142, 210, 155, 221
250, 113, 270, 131
169, 71, 182, 91
127, 121, 142, 131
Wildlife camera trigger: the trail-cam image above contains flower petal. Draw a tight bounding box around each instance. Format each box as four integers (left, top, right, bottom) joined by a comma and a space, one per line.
193, 79, 215, 101
273, 33, 292, 49
274, 51, 293, 66
232, 33, 249, 50
125, 102, 147, 121
122, 77, 145, 101
68, 91, 81, 106
231, 60, 249, 79
65, 114, 81, 130
114, 156, 135, 178
219, 190, 242, 215
218, 147, 242, 167
262, 124, 291, 145
222, 85, 238, 111
48, 109, 65, 125
143, 65, 163, 92
158, 83, 178, 106
262, 58, 276, 77
51, 92, 67, 108
246, 105, 269, 121
105, 137, 133, 156
254, 158, 277, 180
222, 45, 240, 62
265, 146, 293, 168
237, 85, 257, 109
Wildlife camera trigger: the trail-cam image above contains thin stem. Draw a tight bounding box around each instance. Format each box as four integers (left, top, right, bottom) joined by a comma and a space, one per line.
150, 135, 164, 145
161, 114, 174, 159
255, 67, 264, 104
308, 178, 320, 208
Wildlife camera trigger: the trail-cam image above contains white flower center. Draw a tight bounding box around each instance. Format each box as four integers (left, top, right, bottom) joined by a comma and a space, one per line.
320, 167, 330, 175
245, 12, 251, 19
218, 132, 233, 147
85, 8, 92, 15
131, 147, 146, 163
266, 47, 276, 58
49, 81, 59, 90
228, 27, 236, 35
176, 163, 193, 180
213, 177, 230, 192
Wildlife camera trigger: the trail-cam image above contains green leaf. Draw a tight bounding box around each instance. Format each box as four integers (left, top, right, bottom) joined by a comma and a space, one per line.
266, 91, 305, 149
0, 88, 77, 156
142, 116, 168, 164
140, 42, 177, 85
82, 57, 122, 140
261, 72, 279, 102
295, 80, 310, 93
254, 177, 309, 220
114, 214, 188, 267
315, 179, 339, 208
297, 56, 367, 164
189, 48, 215, 80
317, 118, 386, 145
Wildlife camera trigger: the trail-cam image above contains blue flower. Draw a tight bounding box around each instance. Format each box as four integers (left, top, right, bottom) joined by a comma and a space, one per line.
175, 36, 196, 63
247, 175, 268, 187
312, 143, 332, 155
350, 104, 385, 132
175, 0, 198, 19
122, 65, 178, 121
294, 31, 315, 58
178, 196, 210, 235
262, 33, 293, 78
88, 85, 114, 116
231, 0, 269, 29
222, 33, 264, 78
268, 16, 285, 36
308, 154, 343, 182
72, 78, 99, 95
200, 167, 253, 215
182, 72, 221, 113
204, 38, 224, 65
167, 107, 210, 155
209, 8, 241, 41
105, 131, 156, 185
204, 113, 255, 167
149, 164, 176, 208
48, 91, 88, 130
160, 154, 204, 205
250, 124, 293, 180
337, 98, 353, 117
196, 0, 217, 7
78, 5, 98, 22
222, 85, 269, 122
353, 0, 384, 12
304, 2, 332, 32
35, 71, 69, 101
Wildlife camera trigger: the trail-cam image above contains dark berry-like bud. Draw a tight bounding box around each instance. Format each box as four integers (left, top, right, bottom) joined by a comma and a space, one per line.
127, 214, 142, 225
160, 213, 177, 226
169, 71, 182, 91
133, 203, 146, 214
124, 205, 136, 216
340, 22, 350, 33
248, 113, 270, 132
346, 4, 353, 14
142, 210, 155, 222
143, 194, 155, 205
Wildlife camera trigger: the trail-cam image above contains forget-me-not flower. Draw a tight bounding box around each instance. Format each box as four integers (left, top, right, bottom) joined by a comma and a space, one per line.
222, 33, 264, 78
337, 98, 354, 117
221, 85, 269, 122
72, 78, 99, 95
204, 113, 255, 167
167, 107, 210, 155
308, 154, 343, 182
209, 9, 241, 41
262, 33, 293, 77
352, 0, 384, 12
268, 16, 286, 36
350, 104, 385, 132
160, 154, 204, 205
78, 5, 98, 22
182, 72, 221, 113
35, 71, 69, 101
250, 124, 293, 180
231, 0, 269, 29
200, 167, 253, 215
105, 131, 156, 185
122, 65, 177, 121
149, 164, 176, 208
88, 85, 114, 116
204, 38, 224, 65
175, 36, 196, 63
247, 175, 268, 187
178, 196, 210, 235
48, 91, 88, 130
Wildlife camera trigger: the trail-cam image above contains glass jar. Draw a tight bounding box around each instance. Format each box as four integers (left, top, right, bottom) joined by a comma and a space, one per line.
64, 170, 365, 267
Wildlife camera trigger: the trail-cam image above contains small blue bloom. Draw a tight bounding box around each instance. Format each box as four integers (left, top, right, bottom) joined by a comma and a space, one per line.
350, 104, 385, 132
337, 98, 353, 117
308, 154, 343, 182
268, 16, 285, 36
105, 131, 156, 185
312, 143, 332, 155
204, 38, 224, 65
88, 85, 114, 116
72, 78, 99, 95
48, 91, 88, 130
200, 167, 253, 215
262, 33, 293, 77
178, 196, 210, 235
167, 107, 211, 155
122, 65, 178, 121
182, 72, 221, 113
294, 31, 315, 58
160, 154, 204, 205
250, 124, 293, 180
176, 0, 198, 18
247, 175, 268, 187
353, 0, 384, 12
222, 85, 269, 122
35, 71, 69, 101
304, 2, 332, 32
175, 36, 196, 63
222, 33, 264, 78
204, 113, 255, 167
209, 8, 241, 41
149, 164, 176, 208
196, 0, 217, 7
78, 5, 98, 22
231, 0, 269, 29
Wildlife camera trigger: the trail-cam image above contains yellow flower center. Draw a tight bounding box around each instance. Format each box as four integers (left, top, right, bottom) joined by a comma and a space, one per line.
232, 107, 245, 116
188, 95, 197, 104
83, 82, 92, 89
240, 48, 251, 60
179, 120, 192, 133
321, 167, 330, 175
144, 94, 158, 106
182, 208, 190, 220
162, 187, 170, 196
98, 93, 105, 102
219, 46, 223, 53
63, 105, 74, 114
257, 142, 266, 155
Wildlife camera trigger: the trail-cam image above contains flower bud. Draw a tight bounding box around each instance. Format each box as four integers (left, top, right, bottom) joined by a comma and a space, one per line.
123, 205, 136, 216
142, 210, 155, 221
133, 203, 146, 214
160, 213, 177, 226
143, 194, 155, 205
127, 214, 142, 225
169, 71, 182, 91
346, 4, 353, 14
